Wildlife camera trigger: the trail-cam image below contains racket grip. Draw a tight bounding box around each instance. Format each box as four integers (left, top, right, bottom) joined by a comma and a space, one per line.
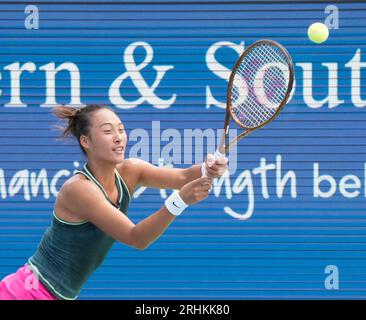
214, 149, 225, 160
202, 149, 225, 177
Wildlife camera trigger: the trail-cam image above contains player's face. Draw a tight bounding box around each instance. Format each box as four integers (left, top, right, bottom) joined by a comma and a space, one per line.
85, 109, 127, 164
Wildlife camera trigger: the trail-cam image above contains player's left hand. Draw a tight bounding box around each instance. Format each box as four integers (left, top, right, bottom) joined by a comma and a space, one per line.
203, 153, 228, 178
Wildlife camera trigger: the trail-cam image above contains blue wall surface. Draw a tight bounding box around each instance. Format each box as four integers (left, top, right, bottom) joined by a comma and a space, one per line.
0, 0, 365, 299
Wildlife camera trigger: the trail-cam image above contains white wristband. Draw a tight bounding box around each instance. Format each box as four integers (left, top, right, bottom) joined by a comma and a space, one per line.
164, 190, 188, 216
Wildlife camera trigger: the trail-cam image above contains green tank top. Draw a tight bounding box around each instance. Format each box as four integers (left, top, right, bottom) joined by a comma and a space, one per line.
28, 163, 131, 300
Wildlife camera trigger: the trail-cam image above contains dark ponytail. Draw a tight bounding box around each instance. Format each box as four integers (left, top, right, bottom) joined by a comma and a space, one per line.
52, 104, 115, 156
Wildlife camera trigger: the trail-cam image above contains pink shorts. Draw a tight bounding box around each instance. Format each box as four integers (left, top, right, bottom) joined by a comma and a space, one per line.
0, 264, 57, 300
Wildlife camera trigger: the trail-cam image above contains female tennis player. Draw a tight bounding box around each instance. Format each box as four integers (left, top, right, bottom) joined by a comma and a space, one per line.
0, 104, 228, 300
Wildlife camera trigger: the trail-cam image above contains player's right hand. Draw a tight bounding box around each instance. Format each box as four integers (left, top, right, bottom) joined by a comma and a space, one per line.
179, 177, 212, 205
203, 153, 228, 178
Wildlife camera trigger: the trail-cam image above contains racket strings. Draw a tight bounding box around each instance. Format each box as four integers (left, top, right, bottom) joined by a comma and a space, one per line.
231, 73, 272, 126
235, 91, 272, 126
247, 45, 288, 100
259, 46, 288, 103
233, 62, 275, 126
233, 77, 264, 123
230, 43, 291, 128
234, 61, 277, 127
234, 64, 276, 124
232, 81, 271, 127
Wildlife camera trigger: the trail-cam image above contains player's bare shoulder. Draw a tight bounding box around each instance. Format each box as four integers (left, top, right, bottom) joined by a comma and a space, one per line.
115, 158, 144, 191
56, 174, 100, 219
117, 158, 145, 170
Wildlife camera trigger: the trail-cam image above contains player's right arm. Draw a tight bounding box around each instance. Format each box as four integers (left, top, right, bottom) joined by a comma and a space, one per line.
61, 177, 212, 250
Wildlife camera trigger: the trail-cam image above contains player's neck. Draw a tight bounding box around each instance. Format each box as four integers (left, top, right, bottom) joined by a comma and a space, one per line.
85, 159, 116, 193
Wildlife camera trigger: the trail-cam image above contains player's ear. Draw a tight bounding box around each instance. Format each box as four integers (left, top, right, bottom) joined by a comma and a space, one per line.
80, 134, 91, 150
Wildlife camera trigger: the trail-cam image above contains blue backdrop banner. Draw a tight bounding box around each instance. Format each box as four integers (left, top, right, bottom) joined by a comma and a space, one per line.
0, 0, 365, 299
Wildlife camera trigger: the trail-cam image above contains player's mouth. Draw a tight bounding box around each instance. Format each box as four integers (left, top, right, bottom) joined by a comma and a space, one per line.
113, 146, 124, 154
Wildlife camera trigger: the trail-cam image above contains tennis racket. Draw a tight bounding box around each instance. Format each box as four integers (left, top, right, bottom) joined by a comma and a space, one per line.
213, 39, 294, 160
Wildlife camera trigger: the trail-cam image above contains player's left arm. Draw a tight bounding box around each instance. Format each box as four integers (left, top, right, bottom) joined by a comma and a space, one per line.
125, 156, 228, 190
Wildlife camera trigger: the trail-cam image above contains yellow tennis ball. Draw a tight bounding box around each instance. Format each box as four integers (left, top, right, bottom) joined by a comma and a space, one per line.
307, 22, 329, 44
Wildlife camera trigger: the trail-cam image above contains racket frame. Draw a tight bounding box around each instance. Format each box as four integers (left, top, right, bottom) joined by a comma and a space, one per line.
218, 39, 295, 154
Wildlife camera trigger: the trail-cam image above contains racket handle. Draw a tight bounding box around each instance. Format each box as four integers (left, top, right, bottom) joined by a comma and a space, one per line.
214, 149, 225, 160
